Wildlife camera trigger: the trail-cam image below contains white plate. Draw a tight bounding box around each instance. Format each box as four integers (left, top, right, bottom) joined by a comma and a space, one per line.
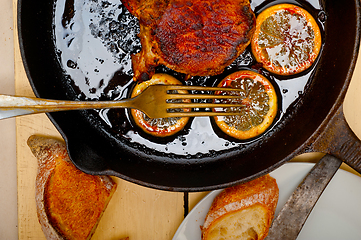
172, 162, 361, 240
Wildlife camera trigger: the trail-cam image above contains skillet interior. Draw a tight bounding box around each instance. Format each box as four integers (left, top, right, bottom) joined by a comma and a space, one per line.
18, 0, 360, 191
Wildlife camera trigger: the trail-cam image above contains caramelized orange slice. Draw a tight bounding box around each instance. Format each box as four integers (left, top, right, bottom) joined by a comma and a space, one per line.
251, 4, 322, 75
131, 73, 190, 137
213, 70, 278, 140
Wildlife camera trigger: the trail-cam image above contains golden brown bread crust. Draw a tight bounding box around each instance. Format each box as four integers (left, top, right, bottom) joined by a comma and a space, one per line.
122, 0, 256, 80
202, 174, 279, 240
28, 135, 117, 240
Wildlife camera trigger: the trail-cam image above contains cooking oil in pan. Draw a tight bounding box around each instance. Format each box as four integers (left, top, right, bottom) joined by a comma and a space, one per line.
53, 0, 325, 156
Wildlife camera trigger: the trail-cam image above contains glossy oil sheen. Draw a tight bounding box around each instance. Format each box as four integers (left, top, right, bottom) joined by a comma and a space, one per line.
53, 0, 325, 156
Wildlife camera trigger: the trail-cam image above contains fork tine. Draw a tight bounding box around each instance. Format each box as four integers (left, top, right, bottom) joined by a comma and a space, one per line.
162, 85, 244, 100
163, 85, 246, 117
142, 85, 248, 118
164, 111, 245, 117
167, 93, 243, 100
162, 85, 243, 92
166, 102, 245, 109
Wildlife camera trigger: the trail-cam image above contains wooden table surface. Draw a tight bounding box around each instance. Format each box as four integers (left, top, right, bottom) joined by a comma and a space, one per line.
14, 1, 361, 240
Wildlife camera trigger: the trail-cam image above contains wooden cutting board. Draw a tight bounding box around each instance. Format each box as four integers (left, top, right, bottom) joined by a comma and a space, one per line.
14, 1, 361, 240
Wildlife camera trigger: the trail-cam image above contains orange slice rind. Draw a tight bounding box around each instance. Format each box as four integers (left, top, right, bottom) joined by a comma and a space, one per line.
130, 73, 190, 137
251, 4, 322, 75
213, 70, 278, 140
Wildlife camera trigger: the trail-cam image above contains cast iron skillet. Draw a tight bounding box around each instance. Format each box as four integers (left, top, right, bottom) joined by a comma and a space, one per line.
18, 0, 361, 191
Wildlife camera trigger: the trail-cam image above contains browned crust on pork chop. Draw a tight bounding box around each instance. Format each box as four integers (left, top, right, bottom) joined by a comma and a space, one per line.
122, 0, 256, 80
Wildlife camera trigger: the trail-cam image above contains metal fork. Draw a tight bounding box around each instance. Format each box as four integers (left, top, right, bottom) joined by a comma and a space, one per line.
0, 85, 245, 119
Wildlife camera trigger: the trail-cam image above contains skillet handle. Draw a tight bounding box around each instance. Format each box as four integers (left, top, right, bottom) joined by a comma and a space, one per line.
309, 104, 361, 173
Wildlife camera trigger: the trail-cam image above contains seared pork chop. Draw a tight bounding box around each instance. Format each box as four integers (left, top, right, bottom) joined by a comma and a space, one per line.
122, 0, 256, 81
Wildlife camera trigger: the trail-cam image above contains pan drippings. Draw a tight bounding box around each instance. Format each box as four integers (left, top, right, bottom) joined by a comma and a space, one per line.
53, 0, 325, 156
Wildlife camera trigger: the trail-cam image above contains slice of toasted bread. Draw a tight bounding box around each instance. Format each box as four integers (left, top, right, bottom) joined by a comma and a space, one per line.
202, 174, 279, 240
28, 135, 117, 240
